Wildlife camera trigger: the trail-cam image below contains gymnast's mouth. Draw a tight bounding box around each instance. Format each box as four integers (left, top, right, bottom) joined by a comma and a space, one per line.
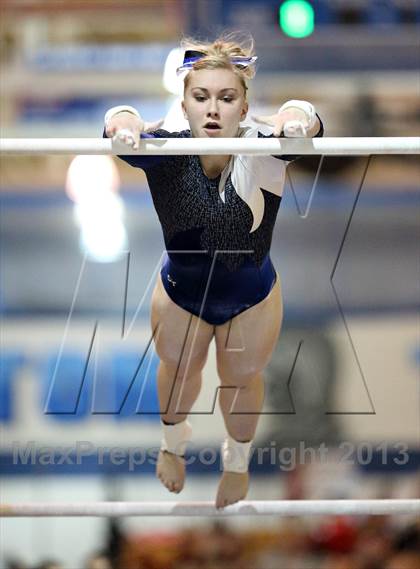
203, 122, 221, 130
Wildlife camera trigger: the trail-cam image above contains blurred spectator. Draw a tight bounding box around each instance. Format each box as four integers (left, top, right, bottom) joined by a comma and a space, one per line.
102, 519, 128, 568
394, 520, 420, 552
5, 561, 28, 569
177, 522, 243, 567
32, 562, 63, 569
5, 516, 420, 569
353, 516, 394, 569
310, 516, 358, 554
84, 552, 112, 569
321, 553, 363, 569
385, 551, 420, 569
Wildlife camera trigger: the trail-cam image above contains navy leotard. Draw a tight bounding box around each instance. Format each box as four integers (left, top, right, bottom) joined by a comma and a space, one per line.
106, 119, 323, 325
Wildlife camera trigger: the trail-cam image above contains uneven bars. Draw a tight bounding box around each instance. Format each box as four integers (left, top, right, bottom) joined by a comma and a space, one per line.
1, 499, 419, 518
0, 137, 419, 156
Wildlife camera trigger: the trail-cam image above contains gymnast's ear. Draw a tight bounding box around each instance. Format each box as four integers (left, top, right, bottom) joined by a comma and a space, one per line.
181, 99, 188, 120
241, 100, 249, 121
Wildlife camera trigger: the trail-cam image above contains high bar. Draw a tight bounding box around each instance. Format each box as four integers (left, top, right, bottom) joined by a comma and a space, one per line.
1, 499, 419, 518
0, 137, 419, 156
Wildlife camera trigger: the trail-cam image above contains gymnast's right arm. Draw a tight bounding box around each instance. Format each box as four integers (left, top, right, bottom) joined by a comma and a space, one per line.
103, 105, 165, 169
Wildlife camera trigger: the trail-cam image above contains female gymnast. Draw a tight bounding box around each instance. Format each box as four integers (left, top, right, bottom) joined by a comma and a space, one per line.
104, 34, 323, 509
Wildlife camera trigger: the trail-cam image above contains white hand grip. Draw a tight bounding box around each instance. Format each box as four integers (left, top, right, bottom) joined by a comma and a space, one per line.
283, 120, 307, 138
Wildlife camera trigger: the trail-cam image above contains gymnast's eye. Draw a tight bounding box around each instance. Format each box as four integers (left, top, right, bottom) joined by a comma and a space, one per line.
222, 97, 233, 103
194, 95, 206, 102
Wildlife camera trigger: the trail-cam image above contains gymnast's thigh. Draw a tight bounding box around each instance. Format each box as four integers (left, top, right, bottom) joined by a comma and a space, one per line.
150, 273, 214, 373
215, 275, 283, 384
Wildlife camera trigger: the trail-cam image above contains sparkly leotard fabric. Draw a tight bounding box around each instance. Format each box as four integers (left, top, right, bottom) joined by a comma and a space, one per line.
146, 130, 283, 271
108, 121, 323, 324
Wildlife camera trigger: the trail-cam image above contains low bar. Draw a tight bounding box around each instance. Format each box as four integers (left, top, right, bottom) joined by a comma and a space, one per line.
0, 137, 419, 156
1, 499, 419, 518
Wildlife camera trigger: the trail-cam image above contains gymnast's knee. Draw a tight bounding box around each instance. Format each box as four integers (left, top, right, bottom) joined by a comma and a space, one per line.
217, 361, 264, 388
159, 352, 208, 383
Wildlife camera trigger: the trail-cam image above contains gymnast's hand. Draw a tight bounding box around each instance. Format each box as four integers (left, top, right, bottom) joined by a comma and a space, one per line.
105, 112, 164, 150
253, 99, 319, 138
252, 107, 311, 138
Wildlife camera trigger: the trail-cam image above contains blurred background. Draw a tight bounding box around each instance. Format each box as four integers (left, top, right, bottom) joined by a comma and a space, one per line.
0, 1, 419, 568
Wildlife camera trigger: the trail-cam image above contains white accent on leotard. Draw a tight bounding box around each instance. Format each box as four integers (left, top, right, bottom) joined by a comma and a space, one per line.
218, 126, 286, 232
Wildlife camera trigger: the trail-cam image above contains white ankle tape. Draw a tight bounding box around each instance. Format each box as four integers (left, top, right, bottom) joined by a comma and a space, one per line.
161, 419, 192, 457
222, 435, 253, 473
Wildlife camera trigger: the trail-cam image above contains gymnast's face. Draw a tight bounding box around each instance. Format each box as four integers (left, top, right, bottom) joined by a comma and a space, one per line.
182, 68, 248, 138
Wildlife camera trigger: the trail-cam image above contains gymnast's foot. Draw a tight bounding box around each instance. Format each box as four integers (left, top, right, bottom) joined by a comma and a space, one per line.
156, 450, 186, 494
215, 471, 249, 509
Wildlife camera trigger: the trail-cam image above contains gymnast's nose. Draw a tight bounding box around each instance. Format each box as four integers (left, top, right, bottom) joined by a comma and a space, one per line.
207, 99, 220, 119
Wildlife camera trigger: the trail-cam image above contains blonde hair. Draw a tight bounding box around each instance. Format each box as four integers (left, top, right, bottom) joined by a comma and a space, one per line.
180, 32, 256, 96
